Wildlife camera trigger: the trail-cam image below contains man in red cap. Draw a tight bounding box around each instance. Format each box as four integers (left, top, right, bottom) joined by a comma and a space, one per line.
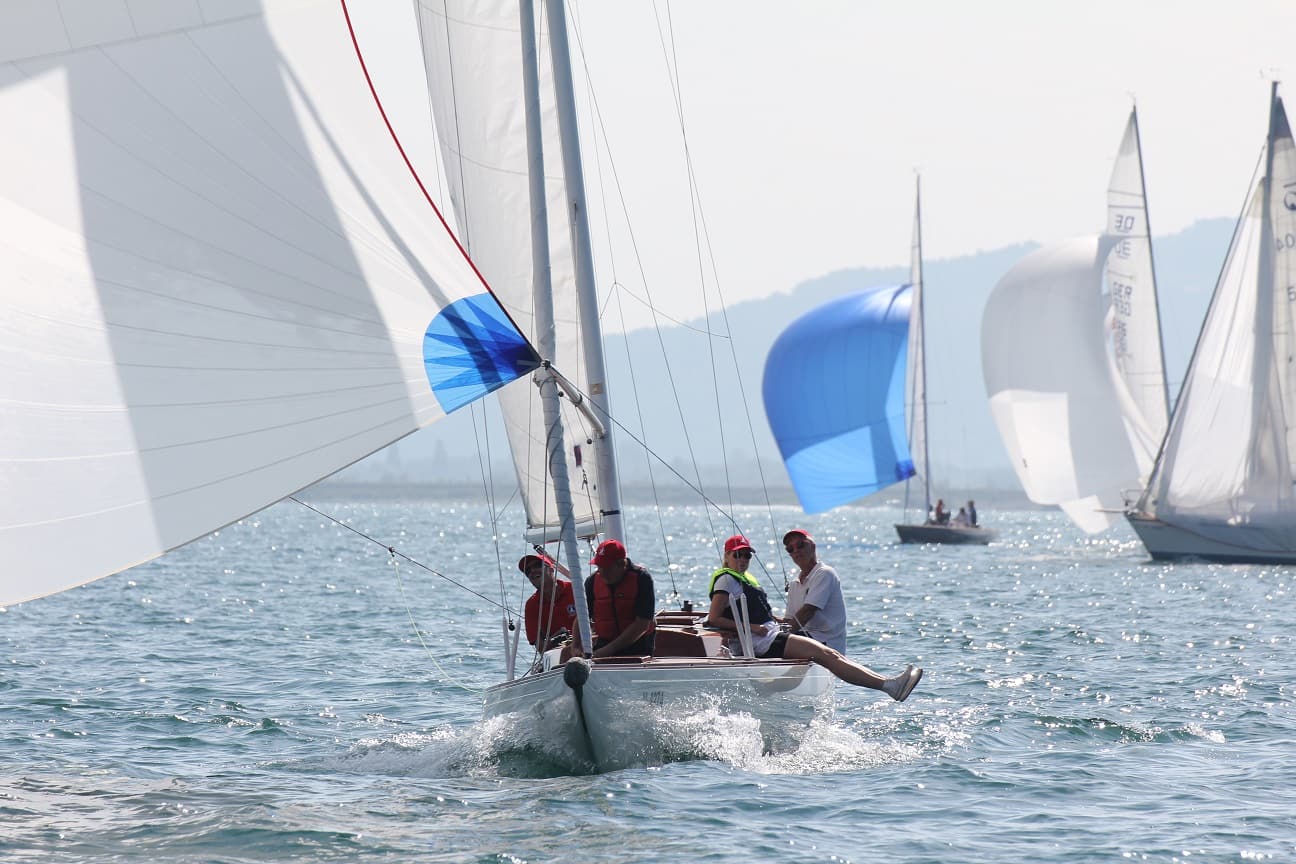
518, 552, 576, 650
582, 538, 655, 657
780, 529, 847, 653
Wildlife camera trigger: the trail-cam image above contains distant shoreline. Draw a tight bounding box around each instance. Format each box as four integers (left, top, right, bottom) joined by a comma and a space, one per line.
305, 479, 1045, 510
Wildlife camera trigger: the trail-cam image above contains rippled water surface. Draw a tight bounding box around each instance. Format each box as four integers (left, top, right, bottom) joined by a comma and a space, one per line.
3, 498, 1294, 862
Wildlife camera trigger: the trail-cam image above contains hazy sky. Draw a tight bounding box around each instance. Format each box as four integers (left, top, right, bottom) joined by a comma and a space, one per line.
356, 1, 1296, 332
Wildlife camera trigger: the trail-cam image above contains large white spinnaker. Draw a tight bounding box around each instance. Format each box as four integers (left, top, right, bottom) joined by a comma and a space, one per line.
982, 236, 1140, 533
1137, 90, 1296, 546
0, 1, 538, 605
1105, 108, 1169, 478
417, 0, 609, 543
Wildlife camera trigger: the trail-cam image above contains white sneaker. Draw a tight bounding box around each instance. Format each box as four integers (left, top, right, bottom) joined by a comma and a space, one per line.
883, 665, 923, 702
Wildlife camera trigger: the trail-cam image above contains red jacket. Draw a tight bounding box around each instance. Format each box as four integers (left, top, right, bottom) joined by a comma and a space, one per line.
524, 579, 576, 646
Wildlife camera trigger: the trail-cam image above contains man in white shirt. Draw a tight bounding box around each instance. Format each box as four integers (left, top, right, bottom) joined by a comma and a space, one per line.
780, 528, 848, 654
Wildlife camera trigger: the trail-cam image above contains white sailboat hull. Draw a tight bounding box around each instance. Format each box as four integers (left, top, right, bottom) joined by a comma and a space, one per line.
1126, 513, 1296, 564
483, 657, 835, 772
895, 523, 996, 545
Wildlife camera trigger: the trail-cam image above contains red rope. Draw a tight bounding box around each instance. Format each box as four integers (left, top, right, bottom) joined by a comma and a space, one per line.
337, 0, 510, 310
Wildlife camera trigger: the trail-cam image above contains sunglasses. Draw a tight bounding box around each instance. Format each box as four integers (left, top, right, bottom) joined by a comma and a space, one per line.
731, 550, 753, 559
785, 540, 809, 553
524, 569, 544, 579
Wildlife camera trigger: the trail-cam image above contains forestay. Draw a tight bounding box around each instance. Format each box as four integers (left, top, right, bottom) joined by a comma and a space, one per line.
763, 284, 915, 514
0, 1, 537, 605
1138, 95, 1296, 542
417, 0, 605, 543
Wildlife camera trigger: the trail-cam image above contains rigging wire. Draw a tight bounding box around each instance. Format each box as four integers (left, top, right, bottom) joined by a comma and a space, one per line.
652, 2, 737, 529
566, 3, 722, 553
389, 550, 484, 694
655, 1, 790, 595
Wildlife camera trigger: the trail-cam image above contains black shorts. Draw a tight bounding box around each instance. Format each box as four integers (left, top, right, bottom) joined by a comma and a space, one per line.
757, 631, 790, 659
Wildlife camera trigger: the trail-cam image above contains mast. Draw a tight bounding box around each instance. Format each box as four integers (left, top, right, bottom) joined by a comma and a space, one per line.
519, 0, 593, 655
544, 0, 625, 544
913, 176, 933, 515
1248, 82, 1281, 494
1130, 106, 1172, 422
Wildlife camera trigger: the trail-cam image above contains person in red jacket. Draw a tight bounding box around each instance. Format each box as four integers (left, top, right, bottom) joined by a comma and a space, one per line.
582, 539, 655, 658
519, 552, 576, 650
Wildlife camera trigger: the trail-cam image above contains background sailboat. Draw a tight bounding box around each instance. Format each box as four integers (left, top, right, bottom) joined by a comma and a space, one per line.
980, 108, 1169, 533
762, 183, 994, 544
895, 181, 996, 545
1128, 84, 1296, 563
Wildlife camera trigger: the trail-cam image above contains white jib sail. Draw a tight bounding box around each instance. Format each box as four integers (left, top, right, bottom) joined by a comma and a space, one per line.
417, 0, 605, 541
1142, 94, 1296, 532
0, 1, 534, 604
1104, 108, 1169, 480
981, 236, 1142, 533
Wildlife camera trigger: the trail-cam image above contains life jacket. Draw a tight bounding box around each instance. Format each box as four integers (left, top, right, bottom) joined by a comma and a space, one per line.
591, 564, 655, 644
708, 567, 774, 624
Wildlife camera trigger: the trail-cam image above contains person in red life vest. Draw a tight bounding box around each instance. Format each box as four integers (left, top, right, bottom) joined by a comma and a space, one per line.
519, 552, 576, 650
706, 535, 922, 702
581, 539, 655, 658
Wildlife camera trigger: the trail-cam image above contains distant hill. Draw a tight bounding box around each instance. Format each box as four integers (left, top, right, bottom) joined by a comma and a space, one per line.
323, 218, 1232, 503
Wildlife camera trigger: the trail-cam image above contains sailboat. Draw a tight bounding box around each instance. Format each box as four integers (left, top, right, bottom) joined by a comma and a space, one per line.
1127, 84, 1296, 563
763, 181, 995, 544
418, 0, 838, 771
0, 0, 875, 774
981, 108, 1170, 534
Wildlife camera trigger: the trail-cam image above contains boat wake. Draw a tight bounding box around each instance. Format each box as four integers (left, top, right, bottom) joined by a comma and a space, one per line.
325, 700, 942, 778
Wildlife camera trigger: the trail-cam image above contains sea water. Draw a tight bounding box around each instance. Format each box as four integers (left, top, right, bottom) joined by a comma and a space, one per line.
2, 497, 1294, 863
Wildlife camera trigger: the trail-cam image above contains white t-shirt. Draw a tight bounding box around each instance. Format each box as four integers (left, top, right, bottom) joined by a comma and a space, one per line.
785, 562, 847, 653
711, 571, 781, 656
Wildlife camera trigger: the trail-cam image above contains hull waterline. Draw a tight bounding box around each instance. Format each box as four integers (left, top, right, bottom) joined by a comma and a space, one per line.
895, 523, 996, 545
1126, 513, 1296, 564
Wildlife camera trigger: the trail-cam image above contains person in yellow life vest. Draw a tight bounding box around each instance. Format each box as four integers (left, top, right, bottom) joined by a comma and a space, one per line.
580, 539, 655, 658
705, 535, 922, 702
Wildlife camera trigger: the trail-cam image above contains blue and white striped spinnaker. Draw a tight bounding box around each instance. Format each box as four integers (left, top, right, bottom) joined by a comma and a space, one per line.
762, 284, 915, 513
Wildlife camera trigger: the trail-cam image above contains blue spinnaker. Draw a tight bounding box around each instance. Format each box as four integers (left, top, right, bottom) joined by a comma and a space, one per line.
424, 293, 540, 413
762, 284, 915, 513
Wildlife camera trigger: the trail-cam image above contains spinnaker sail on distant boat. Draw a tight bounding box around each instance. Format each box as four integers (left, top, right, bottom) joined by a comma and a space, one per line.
981, 108, 1169, 534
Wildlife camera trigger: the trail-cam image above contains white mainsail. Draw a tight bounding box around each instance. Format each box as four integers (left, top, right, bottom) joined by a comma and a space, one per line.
981, 111, 1167, 533
0, 1, 536, 605
1136, 90, 1296, 548
417, 0, 607, 542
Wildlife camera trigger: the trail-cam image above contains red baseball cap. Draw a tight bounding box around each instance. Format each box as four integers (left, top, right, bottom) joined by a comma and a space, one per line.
590, 538, 626, 567
517, 552, 556, 574
723, 535, 753, 554
782, 528, 814, 545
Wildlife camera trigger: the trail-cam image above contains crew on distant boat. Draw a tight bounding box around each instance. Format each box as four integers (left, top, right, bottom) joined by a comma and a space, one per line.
967, 500, 978, 527
931, 499, 950, 525
778, 529, 847, 653
519, 552, 576, 650
952, 507, 971, 527
579, 539, 656, 658
706, 535, 922, 701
